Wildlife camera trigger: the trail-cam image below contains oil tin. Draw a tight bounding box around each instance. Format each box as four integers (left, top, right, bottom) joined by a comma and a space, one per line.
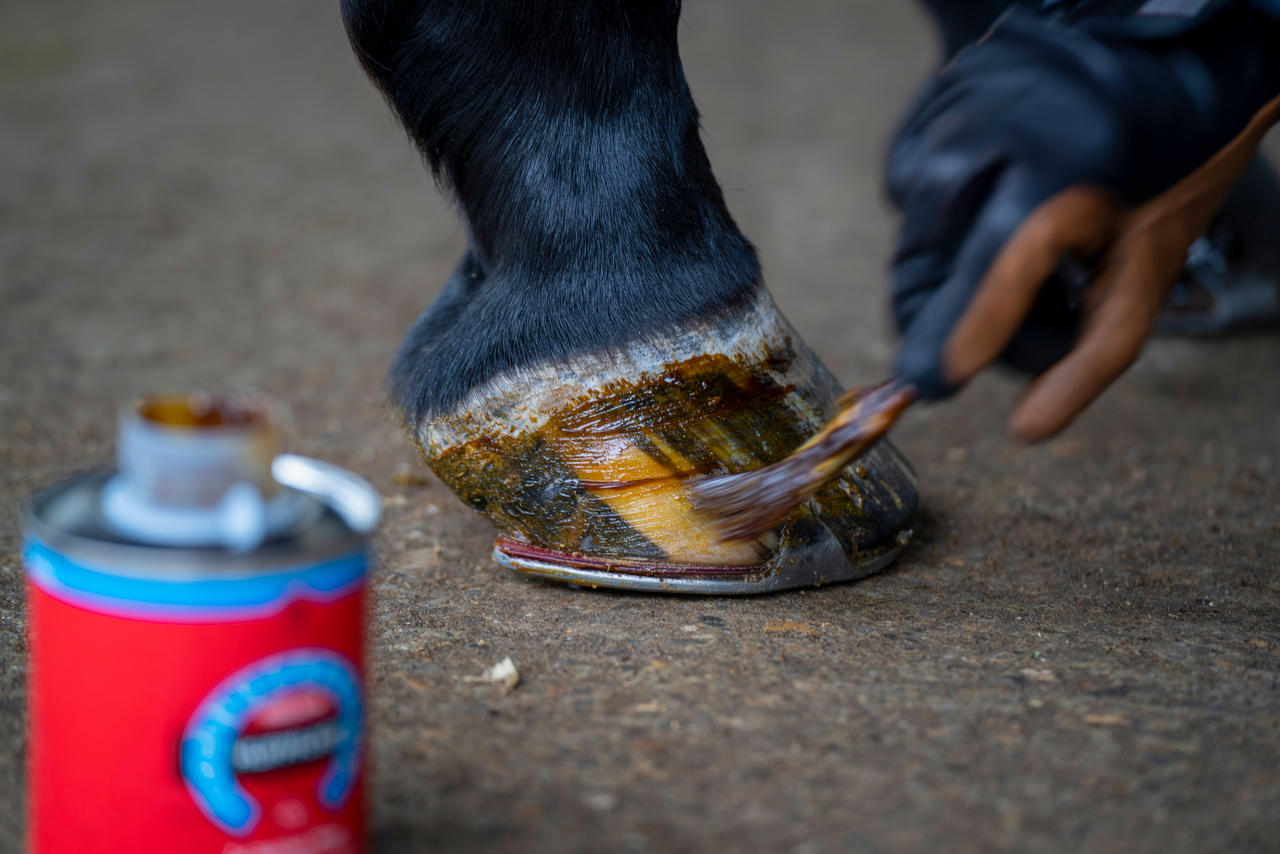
24, 395, 380, 853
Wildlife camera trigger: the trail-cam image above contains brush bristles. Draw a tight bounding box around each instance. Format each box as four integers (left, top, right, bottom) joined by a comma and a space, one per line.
690, 448, 843, 542
689, 379, 915, 542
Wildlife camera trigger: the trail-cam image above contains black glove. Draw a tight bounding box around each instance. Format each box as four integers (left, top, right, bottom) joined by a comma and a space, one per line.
887, 0, 1280, 439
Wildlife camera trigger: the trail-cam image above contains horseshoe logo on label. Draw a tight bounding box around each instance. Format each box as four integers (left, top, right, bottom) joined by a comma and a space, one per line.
179, 649, 363, 835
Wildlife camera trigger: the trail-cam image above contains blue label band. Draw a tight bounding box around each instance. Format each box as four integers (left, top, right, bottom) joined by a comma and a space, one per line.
180, 649, 364, 835
24, 538, 365, 622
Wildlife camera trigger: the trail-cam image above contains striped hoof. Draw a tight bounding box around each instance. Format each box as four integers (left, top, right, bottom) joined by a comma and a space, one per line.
414, 291, 917, 594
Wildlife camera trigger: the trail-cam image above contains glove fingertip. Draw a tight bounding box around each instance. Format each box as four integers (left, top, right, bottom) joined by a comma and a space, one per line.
894, 344, 957, 401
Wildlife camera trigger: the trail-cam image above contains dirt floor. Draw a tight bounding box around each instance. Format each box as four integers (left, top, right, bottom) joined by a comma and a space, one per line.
2, 1, 1279, 851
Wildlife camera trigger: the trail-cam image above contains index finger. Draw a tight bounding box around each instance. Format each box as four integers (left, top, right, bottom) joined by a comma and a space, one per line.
941, 184, 1121, 387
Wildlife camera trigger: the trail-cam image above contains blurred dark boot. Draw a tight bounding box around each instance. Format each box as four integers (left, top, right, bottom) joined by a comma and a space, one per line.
1159, 156, 1280, 335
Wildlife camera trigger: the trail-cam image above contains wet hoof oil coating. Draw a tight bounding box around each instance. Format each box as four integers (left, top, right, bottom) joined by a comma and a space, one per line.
417, 292, 918, 593
24, 393, 380, 852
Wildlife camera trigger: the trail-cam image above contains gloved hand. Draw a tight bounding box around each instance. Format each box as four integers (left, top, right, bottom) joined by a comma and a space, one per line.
888, 1, 1280, 440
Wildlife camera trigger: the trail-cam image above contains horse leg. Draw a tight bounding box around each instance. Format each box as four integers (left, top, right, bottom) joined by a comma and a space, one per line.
342, 0, 918, 592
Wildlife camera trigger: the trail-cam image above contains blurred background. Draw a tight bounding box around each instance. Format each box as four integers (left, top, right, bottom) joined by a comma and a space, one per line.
2, 1, 1278, 851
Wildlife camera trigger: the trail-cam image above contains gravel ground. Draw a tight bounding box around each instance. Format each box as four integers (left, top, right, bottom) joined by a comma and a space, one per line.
2, 2, 1278, 851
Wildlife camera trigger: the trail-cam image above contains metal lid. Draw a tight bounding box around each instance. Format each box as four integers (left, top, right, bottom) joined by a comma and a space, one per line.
25, 456, 380, 578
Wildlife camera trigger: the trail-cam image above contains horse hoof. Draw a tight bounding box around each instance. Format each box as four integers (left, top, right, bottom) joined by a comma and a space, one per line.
414, 290, 917, 594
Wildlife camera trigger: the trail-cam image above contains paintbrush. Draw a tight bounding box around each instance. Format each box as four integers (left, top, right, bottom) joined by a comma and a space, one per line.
689, 378, 916, 542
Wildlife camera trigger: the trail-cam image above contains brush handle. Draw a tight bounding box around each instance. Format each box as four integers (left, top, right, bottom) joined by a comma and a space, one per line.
802, 379, 916, 476
690, 378, 916, 542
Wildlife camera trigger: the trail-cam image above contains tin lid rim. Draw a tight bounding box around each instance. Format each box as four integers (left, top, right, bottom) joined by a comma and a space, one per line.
24, 471, 372, 579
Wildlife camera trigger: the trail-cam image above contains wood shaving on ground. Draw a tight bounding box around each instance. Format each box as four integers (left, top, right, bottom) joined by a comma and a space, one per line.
1020, 668, 1059, 683
463, 656, 520, 692
763, 620, 820, 637
392, 468, 433, 488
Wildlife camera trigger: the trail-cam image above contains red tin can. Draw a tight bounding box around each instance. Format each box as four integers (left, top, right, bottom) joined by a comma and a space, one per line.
24, 395, 380, 853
